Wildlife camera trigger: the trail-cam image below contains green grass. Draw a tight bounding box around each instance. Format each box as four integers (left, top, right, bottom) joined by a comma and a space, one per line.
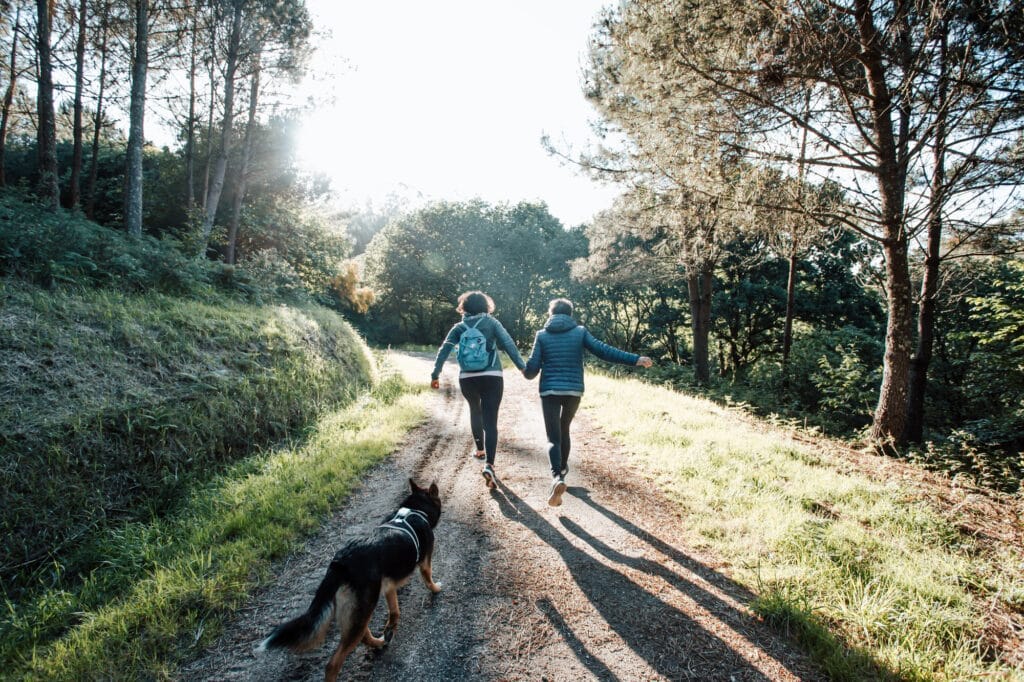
1, 279, 374, 577
0, 278, 382, 671
584, 372, 1024, 681
3, 361, 428, 680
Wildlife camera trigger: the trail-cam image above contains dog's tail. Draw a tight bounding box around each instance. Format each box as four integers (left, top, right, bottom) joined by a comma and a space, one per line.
256, 563, 345, 653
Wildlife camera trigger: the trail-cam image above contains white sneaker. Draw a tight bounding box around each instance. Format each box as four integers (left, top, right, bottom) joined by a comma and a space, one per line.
482, 464, 496, 489
547, 476, 567, 507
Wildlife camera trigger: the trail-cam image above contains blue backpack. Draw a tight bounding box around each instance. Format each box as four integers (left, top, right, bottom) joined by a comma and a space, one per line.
457, 318, 492, 371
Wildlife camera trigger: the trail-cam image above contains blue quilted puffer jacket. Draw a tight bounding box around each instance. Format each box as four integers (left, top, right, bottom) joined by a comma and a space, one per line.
523, 314, 640, 396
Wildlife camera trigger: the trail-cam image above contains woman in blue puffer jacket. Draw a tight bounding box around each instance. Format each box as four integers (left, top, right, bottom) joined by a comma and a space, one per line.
523, 298, 652, 506
431, 291, 526, 489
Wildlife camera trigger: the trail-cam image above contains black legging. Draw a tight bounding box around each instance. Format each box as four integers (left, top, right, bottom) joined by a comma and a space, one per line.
459, 375, 504, 465
541, 394, 581, 478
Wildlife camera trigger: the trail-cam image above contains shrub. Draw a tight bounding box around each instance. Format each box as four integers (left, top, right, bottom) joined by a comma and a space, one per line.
811, 343, 881, 429
0, 190, 214, 296
238, 249, 310, 304
909, 420, 1024, 493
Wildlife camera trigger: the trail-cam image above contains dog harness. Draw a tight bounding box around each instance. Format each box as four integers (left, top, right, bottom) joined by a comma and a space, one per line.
379, 508, 430, 562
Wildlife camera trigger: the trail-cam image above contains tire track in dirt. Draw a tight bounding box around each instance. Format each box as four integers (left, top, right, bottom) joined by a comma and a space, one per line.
180, 353, 825, 681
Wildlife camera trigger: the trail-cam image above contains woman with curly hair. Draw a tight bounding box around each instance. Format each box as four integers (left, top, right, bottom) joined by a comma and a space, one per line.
431, 291, 526, 488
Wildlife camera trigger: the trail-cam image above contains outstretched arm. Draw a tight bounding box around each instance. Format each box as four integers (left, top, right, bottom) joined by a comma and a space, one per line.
582, 329, 642, 366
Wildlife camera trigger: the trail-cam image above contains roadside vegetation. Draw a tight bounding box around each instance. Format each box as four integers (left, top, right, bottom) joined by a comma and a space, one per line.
0, 191, 426, 678
4, 363, 425, 680
586, 371, 1024, 681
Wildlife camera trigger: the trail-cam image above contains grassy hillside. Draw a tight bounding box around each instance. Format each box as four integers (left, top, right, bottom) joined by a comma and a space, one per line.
3, 363, 426, 680
0, 279, 393, 675
1, 280, 374, 591
0, 190, 410, 676
585, 371, 1024, 680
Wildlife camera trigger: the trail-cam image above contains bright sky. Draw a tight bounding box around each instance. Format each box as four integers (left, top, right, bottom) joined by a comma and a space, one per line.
294, 0, 622, 227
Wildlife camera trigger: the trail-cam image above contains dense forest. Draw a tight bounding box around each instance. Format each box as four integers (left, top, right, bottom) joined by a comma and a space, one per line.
3, 0, 1019, 489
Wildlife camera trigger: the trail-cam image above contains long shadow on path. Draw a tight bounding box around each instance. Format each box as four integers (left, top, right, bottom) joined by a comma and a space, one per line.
489, 478, 816, 681
534, 596, 619, 681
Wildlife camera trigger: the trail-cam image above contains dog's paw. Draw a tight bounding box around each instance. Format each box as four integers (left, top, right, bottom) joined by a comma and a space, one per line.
428, 582, 443, 593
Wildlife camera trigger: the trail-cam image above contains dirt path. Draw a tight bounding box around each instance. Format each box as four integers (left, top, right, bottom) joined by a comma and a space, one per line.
181, 353, 824, 681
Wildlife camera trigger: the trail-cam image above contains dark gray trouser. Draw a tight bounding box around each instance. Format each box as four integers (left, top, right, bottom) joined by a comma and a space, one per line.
459, 375, 504, 465
541, 394, 582, 478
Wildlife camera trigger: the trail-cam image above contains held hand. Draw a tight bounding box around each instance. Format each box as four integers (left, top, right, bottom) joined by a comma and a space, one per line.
636, 356, 653, 368
430, 379, 440, 389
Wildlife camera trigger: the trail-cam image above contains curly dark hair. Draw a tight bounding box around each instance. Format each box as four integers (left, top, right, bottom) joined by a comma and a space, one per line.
457, 291, 495, 315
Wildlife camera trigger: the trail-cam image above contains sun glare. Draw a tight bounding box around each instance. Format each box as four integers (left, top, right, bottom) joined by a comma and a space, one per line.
293, 0, 623, 224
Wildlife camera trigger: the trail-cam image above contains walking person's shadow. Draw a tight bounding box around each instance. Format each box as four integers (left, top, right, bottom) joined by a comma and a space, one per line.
487, 477, 817, 681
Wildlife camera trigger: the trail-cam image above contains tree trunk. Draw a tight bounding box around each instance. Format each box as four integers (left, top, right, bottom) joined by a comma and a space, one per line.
0, 3, 22, 187
226, 60, 260, 265
781, 250, 797, 366
688, 268, 712, 385
856, 0, 913, 450
202, 35, 216, 213
185, 2, 197, 211
85, 2, 109, 220
201, 0, 243, 253
905, 16, 948, 444
34, 0, 59, 210
124, 0, 148, 237
69, 0, 87, 209
872, 237, 914, 451
782, 89, 810, 371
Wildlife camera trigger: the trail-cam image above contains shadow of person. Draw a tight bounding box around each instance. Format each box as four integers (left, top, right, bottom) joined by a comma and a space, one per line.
535, 596, 617, 681
566, 485, 757, 606
489, 477, 791, 681
564, 486, 893, 681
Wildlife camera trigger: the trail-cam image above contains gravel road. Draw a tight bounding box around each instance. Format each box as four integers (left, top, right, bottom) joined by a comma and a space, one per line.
180, 352, 823, 681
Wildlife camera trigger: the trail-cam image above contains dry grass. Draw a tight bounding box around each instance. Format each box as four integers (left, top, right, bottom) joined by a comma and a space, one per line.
584, 372, 1024, 681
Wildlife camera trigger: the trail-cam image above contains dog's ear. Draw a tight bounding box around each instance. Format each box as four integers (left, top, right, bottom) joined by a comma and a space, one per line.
409, 478, 420, 493
428, 481, 439, 497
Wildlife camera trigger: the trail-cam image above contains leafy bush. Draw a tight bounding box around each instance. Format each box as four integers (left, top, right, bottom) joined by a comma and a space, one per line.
781, 325, 881, 427
228, 195, 352, 295
811, 342, 882, 429
0, 190, 215, 296
238, 249, 311, 304
909, 424, 1024, 493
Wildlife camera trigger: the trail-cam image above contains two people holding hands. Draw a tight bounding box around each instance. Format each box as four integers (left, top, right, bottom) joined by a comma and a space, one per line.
431, 291, 652, 505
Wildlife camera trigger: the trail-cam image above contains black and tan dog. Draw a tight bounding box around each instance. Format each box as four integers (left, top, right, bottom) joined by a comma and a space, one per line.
257, 479, 442, 681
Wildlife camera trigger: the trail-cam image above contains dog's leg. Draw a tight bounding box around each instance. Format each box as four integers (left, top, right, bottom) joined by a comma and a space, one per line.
358, 580, 386, 647
362, 625, 386, 648
324, 582, 378, 681
419, 554, 443, 593
382, 584, 400, 643
324, 630, 360, 682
